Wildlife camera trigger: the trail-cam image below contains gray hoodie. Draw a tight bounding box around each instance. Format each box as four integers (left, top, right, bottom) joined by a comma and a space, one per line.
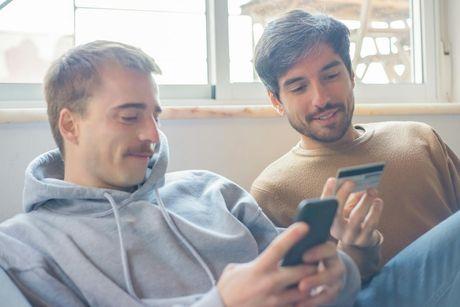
0, 131, 360, 306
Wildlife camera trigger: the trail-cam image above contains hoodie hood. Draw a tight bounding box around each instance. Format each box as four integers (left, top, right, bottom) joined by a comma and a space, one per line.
22, 130, 170, 213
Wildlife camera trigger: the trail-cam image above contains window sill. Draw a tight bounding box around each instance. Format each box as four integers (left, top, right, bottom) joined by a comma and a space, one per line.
1, 103, 459, 124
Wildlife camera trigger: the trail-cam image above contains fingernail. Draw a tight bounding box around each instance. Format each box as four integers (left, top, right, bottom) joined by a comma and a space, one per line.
294, 222, 309, 233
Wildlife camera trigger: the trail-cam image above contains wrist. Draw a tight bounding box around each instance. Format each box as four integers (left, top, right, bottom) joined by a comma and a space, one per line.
339, 230, 384, 249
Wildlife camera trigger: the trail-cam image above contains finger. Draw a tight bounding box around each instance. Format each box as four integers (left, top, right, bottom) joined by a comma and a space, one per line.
335, 181, 356, 214
343, 192, 364, 218
269, 286, 309, 307
256, 223, 309, 271
320, 177, 336, 198
298, 255, 344, 293
360, 199, 384, 245
297, 282, 342, 307
362, 198, 384, 231
302, 241, 337, 264
349, 192, 375, 224
344, 192, 376, 243
274, 264, 318, 290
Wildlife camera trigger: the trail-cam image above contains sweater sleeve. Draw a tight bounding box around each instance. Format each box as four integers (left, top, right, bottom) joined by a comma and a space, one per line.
430, 129, 460, 211
322, 251, 361, 307
338, 230, 384, 281
250, 182, 293, 227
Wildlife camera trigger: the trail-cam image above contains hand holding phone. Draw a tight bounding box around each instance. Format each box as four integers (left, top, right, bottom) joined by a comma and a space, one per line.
281, 197, 338, 267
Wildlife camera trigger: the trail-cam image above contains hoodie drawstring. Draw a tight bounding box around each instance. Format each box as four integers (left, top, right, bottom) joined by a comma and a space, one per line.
155, 188, 216, 286
103, 189, 216, 301
103, 192, 139, 299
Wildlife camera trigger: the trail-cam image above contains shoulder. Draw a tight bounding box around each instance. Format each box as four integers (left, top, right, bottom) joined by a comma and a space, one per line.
363, 121, 437, 142
163, 170, 264, 221
165, 170, 239, 190
164, 169, 249, 201
0, 215, 49, 270
365, 121, 433, 133
252, 150, 302, 190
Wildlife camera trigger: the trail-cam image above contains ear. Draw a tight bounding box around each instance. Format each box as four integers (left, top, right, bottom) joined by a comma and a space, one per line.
268, 91, 285, 116
58, 108, 80, 146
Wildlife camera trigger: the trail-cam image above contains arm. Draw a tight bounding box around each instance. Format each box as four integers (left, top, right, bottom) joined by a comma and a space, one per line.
250, 183, 293, 227
430, 129, 460, 210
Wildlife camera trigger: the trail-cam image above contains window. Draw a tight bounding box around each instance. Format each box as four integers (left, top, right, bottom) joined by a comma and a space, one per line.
0, 0, 446, 105
229, 0, 421, 85
0, 0, 73, 84
225, 0, 441, 103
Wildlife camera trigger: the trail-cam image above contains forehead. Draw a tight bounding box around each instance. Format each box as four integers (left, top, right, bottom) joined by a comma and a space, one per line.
279, 43, 344, 83
90, 64, 160, 110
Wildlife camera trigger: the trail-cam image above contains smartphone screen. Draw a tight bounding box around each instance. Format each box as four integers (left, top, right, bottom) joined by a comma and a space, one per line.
281, 197, 338, 266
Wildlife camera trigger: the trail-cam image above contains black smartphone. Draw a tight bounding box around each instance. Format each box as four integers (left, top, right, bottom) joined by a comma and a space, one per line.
281, 197, 338, 266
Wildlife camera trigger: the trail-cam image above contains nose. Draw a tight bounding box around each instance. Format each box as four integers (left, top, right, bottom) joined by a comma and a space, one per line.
138, 115, 160, 144
311, 82, 330, 109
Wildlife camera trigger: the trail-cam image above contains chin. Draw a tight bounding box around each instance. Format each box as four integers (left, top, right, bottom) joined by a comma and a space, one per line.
125, 176, 146, 187
113, 174, 146, 190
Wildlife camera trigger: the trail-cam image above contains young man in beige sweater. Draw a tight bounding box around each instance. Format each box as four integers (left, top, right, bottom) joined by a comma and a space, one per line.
251, 10, 460, 280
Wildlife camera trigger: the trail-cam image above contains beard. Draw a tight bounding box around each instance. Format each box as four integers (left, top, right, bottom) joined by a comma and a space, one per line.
287, 101, 354, 143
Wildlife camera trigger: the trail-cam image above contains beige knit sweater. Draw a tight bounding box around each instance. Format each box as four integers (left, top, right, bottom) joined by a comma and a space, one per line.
251, 121, 459, 279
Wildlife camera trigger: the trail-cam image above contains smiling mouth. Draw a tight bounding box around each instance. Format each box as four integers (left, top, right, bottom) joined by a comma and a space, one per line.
312, 108, 339, 120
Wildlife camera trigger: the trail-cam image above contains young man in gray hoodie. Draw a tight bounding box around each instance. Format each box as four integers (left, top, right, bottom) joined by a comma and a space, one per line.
0, 40, 365, 306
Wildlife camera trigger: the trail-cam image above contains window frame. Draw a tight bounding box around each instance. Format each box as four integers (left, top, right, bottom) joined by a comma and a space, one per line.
0, 0, 449, 107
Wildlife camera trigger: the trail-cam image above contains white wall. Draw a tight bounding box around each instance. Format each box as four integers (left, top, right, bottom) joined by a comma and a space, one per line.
1, 114, 459, 222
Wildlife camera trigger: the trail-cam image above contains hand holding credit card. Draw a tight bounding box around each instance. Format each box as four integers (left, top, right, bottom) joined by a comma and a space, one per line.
335, 162, 386, 193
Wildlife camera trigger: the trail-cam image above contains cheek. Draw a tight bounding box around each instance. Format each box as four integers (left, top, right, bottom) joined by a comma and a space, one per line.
334, 81, 353, 99
284, 95, 311, 113
81, 128, 118, 162
295, 100, 314, 118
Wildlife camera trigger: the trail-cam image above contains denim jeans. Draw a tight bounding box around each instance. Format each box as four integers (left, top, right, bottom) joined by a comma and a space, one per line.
355, 211, 460, 307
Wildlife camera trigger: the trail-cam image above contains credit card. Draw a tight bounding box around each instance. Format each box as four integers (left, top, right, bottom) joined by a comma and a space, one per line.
335, 162, 386, 193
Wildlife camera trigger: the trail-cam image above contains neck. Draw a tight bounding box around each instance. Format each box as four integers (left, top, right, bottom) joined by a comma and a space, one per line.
63, 152, 129, 191
63, 158, 100, 189
300, 126, 361, 150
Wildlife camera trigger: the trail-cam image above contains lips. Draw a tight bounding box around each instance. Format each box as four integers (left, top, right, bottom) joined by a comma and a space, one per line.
128, 152, 153, 158
312, 108, 339, 120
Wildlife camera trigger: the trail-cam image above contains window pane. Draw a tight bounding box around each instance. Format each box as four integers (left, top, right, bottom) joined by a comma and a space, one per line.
228, 0, 420, 85
75, 2, 207, 85
75, 0, 205, 13
0, 0, 74, 83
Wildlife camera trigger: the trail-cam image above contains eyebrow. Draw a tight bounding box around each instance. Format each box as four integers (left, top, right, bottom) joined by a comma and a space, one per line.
321, 60, 342, 72
114, 102, 163, 114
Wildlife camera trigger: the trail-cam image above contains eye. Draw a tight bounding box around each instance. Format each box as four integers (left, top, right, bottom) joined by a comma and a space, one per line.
325, 72, 340, 80
291, 85, 307, 93
120, 112, 140, 123
121, 116, 138, 122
